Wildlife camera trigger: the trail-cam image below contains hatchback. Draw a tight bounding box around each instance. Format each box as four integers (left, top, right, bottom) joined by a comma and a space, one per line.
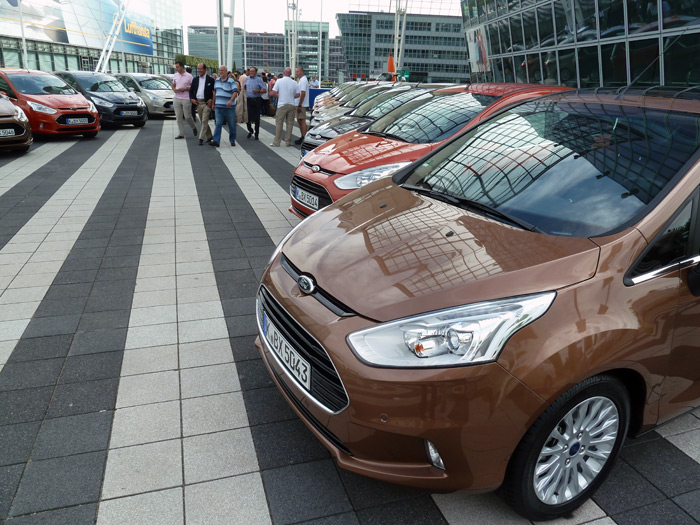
0, 69, 100, 138
257, 88, 700, 520
0, 94, 32, 153
291, 83, 570, 219
54, 71, 147, 127
114, 73, 174, 117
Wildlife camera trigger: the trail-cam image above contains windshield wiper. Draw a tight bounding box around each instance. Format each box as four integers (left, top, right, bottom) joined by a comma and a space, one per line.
400, 184, 541, 233
363, 130, 407, 142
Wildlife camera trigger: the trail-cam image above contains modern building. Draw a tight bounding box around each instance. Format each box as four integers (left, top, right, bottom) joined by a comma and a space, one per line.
329, 36, 349, 84
460, 0, 700, 88
284, 21, 329, 81
0, 0, 182, 74
336, 11, 469, 82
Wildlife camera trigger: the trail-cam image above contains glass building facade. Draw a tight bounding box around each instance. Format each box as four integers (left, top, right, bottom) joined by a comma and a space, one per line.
284, 21, 330, 81
460, 0, 700, 87
0, 0, 182, 74
337, 11, 469, 83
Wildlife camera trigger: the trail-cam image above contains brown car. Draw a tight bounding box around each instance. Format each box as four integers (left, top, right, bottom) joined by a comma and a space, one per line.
0, 94, 32, 153
255, 88, 700, 520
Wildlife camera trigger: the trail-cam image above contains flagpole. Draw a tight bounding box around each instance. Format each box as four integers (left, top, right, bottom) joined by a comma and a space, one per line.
17, 1, 29, 69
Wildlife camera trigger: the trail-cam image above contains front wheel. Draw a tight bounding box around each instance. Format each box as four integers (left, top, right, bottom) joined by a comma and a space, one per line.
503, 375, 630, 521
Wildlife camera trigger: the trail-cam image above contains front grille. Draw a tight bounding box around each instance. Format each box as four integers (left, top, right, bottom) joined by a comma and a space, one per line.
258, 286, 349, 413
302, 161, 336, 176
111, 106, 144, 117
0, 123, 26, 136
291, 175, 333, 210
56, 113, 96, 125
164, 101, 173, 109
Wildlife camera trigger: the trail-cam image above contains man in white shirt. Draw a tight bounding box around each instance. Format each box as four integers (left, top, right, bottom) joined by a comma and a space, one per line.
295, 66, 309, 145
270, 67, 300, 147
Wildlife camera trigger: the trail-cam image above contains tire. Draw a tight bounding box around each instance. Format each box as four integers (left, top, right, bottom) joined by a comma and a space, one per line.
14, 145, 30, 153
560, 68, 573, 82
133, 121, 146, 128
83, 132, 98, 138
503, 375, 630, 521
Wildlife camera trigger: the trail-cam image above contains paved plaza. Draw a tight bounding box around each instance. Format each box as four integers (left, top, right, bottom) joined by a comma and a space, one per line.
0, 117, 698, 524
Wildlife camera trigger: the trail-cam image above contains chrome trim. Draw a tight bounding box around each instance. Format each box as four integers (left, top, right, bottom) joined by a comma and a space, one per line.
629, 255, 700, 285
256, 286, 350, 415
679, 254, 700, 270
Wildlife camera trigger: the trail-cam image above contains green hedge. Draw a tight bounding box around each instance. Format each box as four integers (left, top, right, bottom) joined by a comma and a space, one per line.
175, 54, 219, 71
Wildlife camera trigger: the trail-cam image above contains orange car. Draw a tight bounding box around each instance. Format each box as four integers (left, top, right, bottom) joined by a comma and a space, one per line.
0, 69, 100, 138
291, 83, 570, 218
259, 88, 700, 520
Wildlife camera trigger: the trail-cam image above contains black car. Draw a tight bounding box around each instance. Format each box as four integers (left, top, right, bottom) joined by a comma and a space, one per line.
54, 71, 147, 127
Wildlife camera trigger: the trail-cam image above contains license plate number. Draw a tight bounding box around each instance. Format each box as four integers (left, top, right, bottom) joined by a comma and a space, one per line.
0, 128, 15, 136
294, 187, 319, 210
66, 118, 88, 125
120, 110, 138, 116
263, 311, 311, 391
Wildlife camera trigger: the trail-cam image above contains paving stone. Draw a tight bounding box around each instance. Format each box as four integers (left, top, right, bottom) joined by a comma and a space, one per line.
32, 411, 112, 460
242, 386, 296, 427
0, 387, 54, 426
33, 296, 87, 318
262, 460, 353, 524
0, 464, 24, 519
21, 314, 80, 338
109, 400, 181, 449
184, 473, 271, 525
237, 358, 274, 391
230, 335, 260, 362
59, 352, 123, 384
69, 328, 127, 356
9, 451, 106, 516
251, 419, 329, 470
115, 370, 179, 408
77, 310, 130, 332
431, 492, 526, 525
180, 362, 240, 398
101, 440, 182, 499
668, 429, 700, 463
593, 458, 666, 514
47, 378, 119, 418
179, 338, 233, 369
128, 305, 177, 327
178, 317, 229, 344
612, 499, 698, 525
674, 489, 700, 522
124, 323, 178, 349
183, 428, 258, 484
0, 358, 64, 391
120, 344, 178, 376
337, 468, 429, 511
181, 392, 248, 436
0, 421, 40, 467
83, 292, 134, 313
5, 503, 97, 524
177, 300, 224, 322
225, 314, 257, 337
357, 496, 448, 525
96, 487, 183, 525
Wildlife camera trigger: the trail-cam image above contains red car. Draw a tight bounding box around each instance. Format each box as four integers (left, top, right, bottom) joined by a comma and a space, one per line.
290, 83, 571, 219
0, 69, 100, 138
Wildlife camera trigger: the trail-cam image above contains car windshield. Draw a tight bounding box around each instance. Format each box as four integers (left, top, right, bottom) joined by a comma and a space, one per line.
352, 86, 415, 117
136, 77, 171, 90
345, 86, 393, 108
339, 84, 372, 103
401, 100, 700, 237
363, 88, 430, 118
367, 91, 499, 143
76, 74, 128, 93
8, 74, 76, 95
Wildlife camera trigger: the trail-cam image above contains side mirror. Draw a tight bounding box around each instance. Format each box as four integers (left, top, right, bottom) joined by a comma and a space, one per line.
688, 264, 700, 297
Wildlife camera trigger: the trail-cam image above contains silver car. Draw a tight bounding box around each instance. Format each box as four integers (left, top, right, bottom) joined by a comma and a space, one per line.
114, 73, 174, 116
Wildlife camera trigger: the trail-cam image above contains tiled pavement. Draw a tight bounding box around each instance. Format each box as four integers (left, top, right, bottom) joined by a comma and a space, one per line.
0, 116, 698, 525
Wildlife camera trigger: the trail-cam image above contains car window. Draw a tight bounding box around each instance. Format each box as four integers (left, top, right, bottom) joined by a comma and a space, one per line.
137, 77, 171, 90
119, 76, 138, 90
59, 75, 79, 90
364, 88, 429, 118
7, 74, 77, 95
401, 100, 700, 237
629, 201, 693, 279
76, 74, 128, 93
367, 91, 499, 144
346, 86, 392, 108
0, 76, 15, 98
352, 86, 415, 117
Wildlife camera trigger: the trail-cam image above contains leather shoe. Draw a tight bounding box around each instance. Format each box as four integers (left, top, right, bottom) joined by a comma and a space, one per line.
294, 137, 304, 145
230, 142, 236, 147
175, 135, 184, 139
198, 139, 203, 145
247, 132, 253, 138
254, 135, 259, 140
210, 141, 220, 147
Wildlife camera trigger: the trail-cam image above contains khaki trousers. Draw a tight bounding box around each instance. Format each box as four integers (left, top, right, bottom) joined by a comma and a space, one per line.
173, 98, 196, 137
196, 100, 213, 140
273, 104, 296, 146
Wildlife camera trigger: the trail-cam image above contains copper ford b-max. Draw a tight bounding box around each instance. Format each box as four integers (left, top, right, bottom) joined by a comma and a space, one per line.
255, 89, 700, 520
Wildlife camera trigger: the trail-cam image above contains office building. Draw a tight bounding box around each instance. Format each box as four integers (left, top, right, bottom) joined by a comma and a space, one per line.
284, 20, 329, 81
336, 11, 469, 82
460, 0, 700, 88
0, 0, 182, 73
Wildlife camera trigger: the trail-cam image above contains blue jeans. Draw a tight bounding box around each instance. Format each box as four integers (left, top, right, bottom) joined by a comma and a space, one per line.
213, 105, 236, 144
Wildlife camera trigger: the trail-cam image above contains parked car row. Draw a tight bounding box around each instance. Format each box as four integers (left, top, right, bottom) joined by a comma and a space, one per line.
0, 68, 174, 154
256, 80, 700, 520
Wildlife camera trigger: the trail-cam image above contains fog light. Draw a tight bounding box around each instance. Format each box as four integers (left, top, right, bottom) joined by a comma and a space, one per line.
425, 440, 445, 470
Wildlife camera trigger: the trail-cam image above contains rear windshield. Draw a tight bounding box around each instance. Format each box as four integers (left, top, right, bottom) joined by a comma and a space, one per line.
76, 74, 128, 93
401, 100, 700, 237
367, 91, 499, 143
136, 77, 171, 90
7, 74, 76, 95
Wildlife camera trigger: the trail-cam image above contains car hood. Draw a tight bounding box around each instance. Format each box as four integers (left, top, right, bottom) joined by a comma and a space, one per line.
303, 132, 431, 174
281, 178, 600, 322
309, 115, 373, 139
88, 91, 140, 105
313, 105, 352, 122
142, 88, 173, 100
22, 93, 90, 109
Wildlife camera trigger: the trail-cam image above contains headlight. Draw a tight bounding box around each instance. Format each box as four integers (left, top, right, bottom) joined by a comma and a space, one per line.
14, 106, 28, 122
334, 162, 412, 190
347, 292, 555, 368
93, 98, 113, 108
136, 97, 145, 106
27, 101, 57, 114
88, 101, 98, 113
147, 92, 164, 102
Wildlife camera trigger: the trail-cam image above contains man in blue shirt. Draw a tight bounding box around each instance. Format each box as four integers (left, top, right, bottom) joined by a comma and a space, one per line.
245, 66, 266, 140
210, 65, 239, 147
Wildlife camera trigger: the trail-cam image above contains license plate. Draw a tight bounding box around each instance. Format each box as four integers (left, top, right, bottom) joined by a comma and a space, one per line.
294, 186, 319, 210
120, 110, 138, 116
0, 128, 15, 136
66, 118, 88, 125
263, 311, 311, 391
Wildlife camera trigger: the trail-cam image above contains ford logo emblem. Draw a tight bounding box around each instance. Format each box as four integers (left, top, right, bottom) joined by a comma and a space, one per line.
311, 165, 321, 173
298, 275, 316, 294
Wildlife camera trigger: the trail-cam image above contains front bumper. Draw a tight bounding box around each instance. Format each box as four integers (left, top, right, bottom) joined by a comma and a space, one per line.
0, 119, 32, 149
28, 111, 100, 135
255, 256, 545, 492
146, 98, 174, 115
97, 104, 148, 124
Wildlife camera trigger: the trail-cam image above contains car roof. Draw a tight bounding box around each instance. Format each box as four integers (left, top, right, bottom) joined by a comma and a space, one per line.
0, 69, 52, 75
56, 71, 115, 76
432, 82, 570, 98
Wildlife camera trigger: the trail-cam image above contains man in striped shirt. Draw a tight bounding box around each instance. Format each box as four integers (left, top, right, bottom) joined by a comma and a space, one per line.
210, 65, 239, 147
